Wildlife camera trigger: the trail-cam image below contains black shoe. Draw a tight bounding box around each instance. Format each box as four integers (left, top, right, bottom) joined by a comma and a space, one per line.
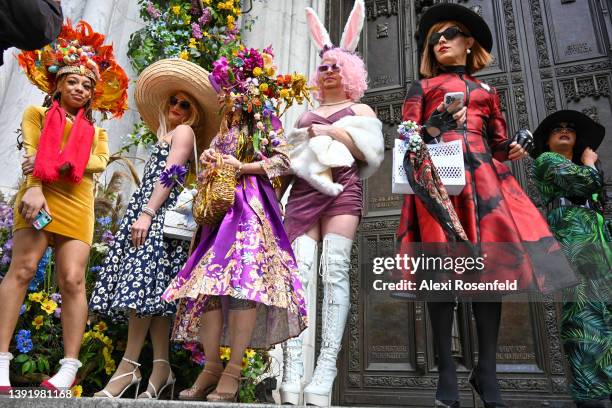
468, 369, 507, 408
435, 399, 460, 408
575, 399, 605, 408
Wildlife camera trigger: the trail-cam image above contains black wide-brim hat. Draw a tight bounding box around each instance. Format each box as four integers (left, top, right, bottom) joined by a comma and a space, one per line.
417, 4, 493, 53
532, 110, 605, 159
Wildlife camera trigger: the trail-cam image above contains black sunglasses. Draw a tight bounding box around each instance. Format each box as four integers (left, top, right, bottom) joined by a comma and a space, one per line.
169, 95, 191, 111
428, 26, 467, 46
551, 122, 576, 133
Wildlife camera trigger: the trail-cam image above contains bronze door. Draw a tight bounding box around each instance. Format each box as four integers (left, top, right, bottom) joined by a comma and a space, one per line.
323, 0, 612, 406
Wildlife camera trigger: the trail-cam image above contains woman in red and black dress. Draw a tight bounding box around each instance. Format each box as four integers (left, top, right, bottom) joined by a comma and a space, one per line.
397, 4, 576, 407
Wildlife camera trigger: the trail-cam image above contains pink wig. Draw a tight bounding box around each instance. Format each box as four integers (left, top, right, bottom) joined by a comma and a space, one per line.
311, 48, 368, 102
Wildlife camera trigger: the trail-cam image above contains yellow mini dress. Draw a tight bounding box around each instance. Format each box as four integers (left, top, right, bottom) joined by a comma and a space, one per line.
13, 105, 109, 245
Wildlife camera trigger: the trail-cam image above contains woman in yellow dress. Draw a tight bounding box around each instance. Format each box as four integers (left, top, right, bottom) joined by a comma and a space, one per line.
0, 21, 128, 392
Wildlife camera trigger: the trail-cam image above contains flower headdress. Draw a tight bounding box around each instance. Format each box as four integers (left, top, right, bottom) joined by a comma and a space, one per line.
17, 20, 128, 118
305, 0, 365, 56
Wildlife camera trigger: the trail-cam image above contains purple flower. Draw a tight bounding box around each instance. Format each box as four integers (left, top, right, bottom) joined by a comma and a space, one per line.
199, 8, 212, 25
238, 48, 264, 72
3, 239, 12, 251
102, 230, 115, 245
97, 216, 112, 226
50, 293, 62, 304
53, 307, 61, 319
146, 2, 161, 19
19, 304, 26, 316
263, 45, 275, 57
211, 57, 233, 90
191, 350, 205, 366
209, 73, 221, 93
192, 23, 203, 39
15, 330, 32, 354
1, 254, 9, 265
159, 165, 187, 188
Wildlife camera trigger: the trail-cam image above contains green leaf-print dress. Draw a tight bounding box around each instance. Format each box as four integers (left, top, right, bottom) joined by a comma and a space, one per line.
534, 152, 612, 401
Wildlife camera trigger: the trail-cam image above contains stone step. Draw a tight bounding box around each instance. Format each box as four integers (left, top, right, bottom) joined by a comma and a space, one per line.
0, 397, 385, 408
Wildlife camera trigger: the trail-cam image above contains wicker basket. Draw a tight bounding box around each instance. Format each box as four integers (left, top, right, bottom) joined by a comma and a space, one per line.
192, 155, 236, 225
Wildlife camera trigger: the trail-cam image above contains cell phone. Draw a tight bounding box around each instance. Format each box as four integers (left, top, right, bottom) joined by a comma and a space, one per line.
444, 92, 465, 110
33, 209, 52, 230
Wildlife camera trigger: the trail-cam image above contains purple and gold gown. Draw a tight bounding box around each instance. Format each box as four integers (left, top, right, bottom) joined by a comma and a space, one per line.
162, 126, 308, 349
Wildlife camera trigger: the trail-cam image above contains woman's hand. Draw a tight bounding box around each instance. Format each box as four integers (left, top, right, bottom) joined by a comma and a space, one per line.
21, 154, 35, 175
581, 147, 598, 167
200, 148, 217, 165
423, 101, 467, 139
307, 124, 335, 139
222, 154, 242, 170
19, 187, 50, 224
508, 142, 529, 161
131, 213, 152, 247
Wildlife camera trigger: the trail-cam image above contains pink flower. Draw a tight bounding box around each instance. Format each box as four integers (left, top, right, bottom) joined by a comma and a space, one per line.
199, 8, 212, 25
192, 23, 203, 39
146, 2, 161, 19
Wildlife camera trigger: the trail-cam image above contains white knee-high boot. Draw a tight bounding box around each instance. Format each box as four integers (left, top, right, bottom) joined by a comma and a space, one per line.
0, 352, 13, 392
304, 233, 352, 406
280, 234, 318, 405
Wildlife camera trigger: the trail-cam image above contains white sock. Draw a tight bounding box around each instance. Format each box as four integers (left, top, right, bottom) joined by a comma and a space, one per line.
0, 353, 12, 387
48, 358, 82, 388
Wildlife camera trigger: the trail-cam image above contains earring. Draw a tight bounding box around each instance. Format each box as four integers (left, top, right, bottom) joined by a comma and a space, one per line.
467, 48, 471, 54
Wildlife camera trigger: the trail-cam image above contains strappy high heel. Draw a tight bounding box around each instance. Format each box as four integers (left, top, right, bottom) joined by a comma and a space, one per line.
178, 361, 223, 401
93, 357, 142, 399
206, 362, 242, 403
138, 359, 176, 400
468, 368, 507, 408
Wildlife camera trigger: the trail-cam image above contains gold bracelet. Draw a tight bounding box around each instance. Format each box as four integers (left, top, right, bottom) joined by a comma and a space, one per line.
237, 163, 244, 176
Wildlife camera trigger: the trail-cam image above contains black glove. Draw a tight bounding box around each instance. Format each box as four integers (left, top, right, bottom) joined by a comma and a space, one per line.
512, 129, 534, 153
422, 108, 458, 142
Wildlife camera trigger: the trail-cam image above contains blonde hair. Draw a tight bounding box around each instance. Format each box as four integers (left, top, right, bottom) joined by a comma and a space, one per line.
156, 92, 200, 141
420, 21, 493, 78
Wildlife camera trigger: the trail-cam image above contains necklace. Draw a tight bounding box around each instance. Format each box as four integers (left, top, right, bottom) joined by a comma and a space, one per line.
65, 112, 75, 121
319, 99, 352, 107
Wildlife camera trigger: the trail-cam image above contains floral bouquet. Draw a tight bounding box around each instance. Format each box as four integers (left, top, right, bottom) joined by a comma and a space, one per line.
209, 45, 313, 160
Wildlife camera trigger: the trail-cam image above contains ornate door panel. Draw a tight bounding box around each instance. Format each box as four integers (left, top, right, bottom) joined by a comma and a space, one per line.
325, 0, 612, 406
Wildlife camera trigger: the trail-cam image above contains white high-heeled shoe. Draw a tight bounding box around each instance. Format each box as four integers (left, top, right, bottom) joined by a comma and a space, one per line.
93, 357, 142, 399
138, 359, 176, 400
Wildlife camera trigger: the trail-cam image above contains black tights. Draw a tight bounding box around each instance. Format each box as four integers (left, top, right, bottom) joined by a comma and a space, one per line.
427, 300, 502, 403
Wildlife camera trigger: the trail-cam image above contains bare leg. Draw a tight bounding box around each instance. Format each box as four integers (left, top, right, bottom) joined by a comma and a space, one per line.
179, 298, 224, 400
139, 316, 173, 398
212, 301, 257, 397
54, 235, 90, 359
94, 311, 150, 397
0, 229, 49, 352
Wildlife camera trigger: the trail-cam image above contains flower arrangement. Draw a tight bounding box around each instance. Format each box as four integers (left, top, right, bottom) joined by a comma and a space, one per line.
128, 0, 244, 74
397, 120, 423, 153
210, 45, 313, 160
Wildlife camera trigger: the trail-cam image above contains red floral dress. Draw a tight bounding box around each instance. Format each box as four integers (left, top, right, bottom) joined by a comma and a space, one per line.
396, 68, 577, 294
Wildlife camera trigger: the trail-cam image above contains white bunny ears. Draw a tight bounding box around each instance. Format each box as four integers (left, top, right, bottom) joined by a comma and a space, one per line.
305, 0, 365, 55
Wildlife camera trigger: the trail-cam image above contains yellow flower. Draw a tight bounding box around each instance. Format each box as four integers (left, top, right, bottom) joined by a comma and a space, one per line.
32, 315, 44, 330
203, 31, 211, 38
226, 15, 235, 25
265, 66, 276, 76
226, 0, 234, 6
245, 348, 256, 359
228, 22, 235, 30
28, 292, 44, 303
220, 346, 231, 361
279, 89, 290, 98
94, 321, 108, 332
259, 83, 269, 92
179, 50, 189, 60
203, 0, 211, 4
241, 357, 248, 369
71, 385, 82, 398
171, 5, 181, 15
189, 38, 198, 49
103, 347, 116, 375
253, 67, 263, 77
40, 299, 57, 315
234, 8, 242, 16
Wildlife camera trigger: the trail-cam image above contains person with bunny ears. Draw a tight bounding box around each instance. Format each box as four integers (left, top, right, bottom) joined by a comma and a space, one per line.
281, 1, 384, 405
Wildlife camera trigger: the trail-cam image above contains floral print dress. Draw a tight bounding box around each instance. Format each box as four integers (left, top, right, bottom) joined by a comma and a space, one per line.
90, 142, 189, 321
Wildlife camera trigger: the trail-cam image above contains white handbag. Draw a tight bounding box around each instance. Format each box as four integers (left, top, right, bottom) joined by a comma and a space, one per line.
392, 138, 465, 195
162, 138, 199, 241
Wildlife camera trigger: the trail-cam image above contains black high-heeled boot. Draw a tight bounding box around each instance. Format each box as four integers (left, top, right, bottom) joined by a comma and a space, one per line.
428, 301, 460, 408
468, 368, 507, 408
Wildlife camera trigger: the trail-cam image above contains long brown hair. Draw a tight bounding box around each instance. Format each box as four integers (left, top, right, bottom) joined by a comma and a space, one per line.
420, 21, 492, 78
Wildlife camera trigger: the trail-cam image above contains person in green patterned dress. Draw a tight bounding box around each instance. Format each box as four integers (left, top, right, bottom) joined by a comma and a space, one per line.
532, 110, 612, 408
